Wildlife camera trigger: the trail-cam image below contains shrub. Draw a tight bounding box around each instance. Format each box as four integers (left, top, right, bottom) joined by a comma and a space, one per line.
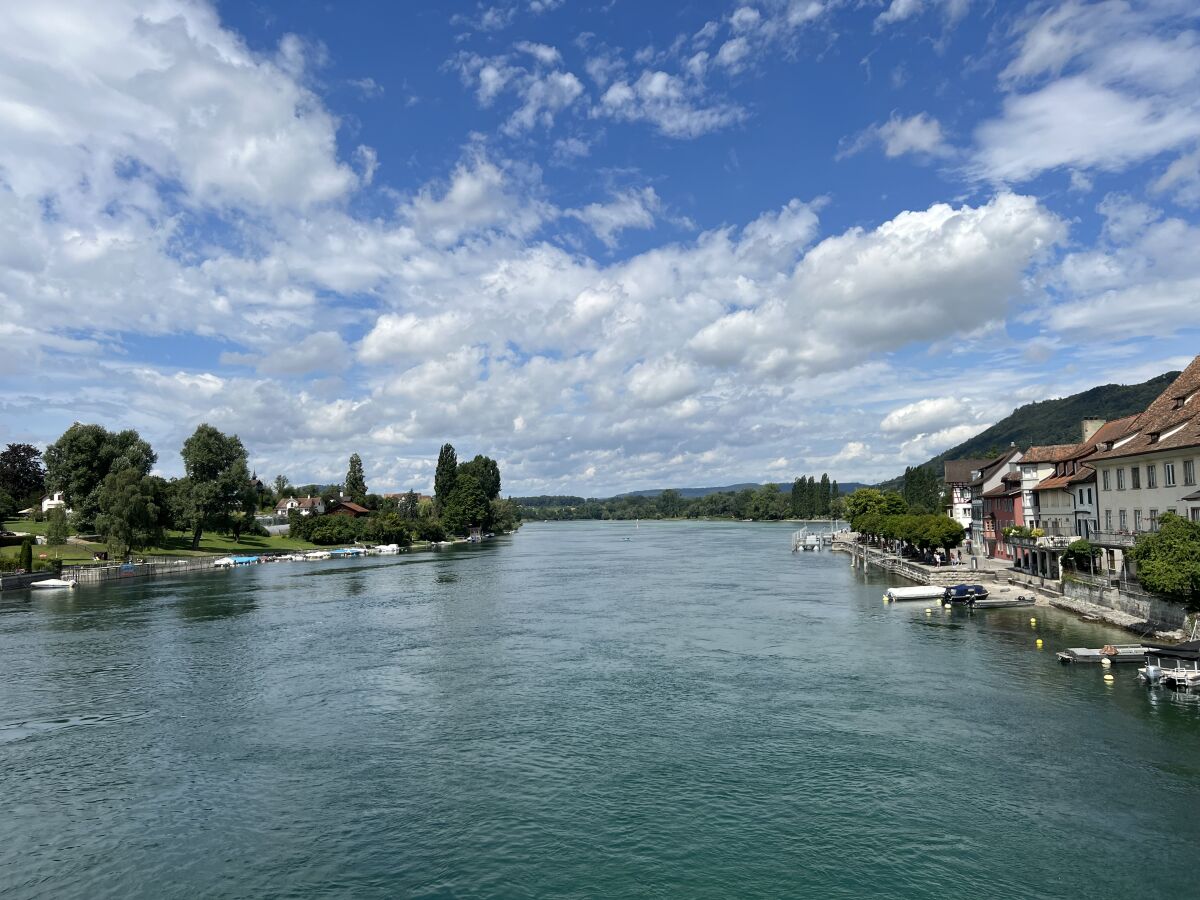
18, 536, 33, 571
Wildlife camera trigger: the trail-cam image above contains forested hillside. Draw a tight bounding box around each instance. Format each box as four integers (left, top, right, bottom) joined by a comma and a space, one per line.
880, 371, 1178, 489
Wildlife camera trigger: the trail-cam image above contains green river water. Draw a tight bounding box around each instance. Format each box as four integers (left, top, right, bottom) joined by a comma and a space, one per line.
2, 519, 1199, 898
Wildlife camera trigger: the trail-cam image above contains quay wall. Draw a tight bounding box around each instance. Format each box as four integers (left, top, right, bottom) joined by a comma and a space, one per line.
0, 571, 58, 591
831, 540, 1002, 587
1059, 577, 1189, 631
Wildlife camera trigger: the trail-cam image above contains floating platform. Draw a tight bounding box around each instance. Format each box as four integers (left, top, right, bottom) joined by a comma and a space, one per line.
967, 595, 1035, 609
1057, 645, 1148, 665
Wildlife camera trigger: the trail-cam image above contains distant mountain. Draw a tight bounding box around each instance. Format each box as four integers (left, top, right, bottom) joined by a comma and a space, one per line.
879, 371, 1179, 490
514, 481, 869, 505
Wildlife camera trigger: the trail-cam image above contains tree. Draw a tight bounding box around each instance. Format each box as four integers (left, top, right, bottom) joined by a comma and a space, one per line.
1131, 512, 1200, 611
441, 473, 490, 536
44, 424, 156, 532
0, 443, 46, 504
818, 473, 832, 517
658, 488, 684, 518
273, 474, 291, 499
19, 536, 33, 571
845, 488, 908, 532
45, 507, 69, 547
434, 443, 458, 512
345, 453, 368, 505
96, 470, 169, 556
180, 424, 257, 550
0, 488, 15, 522
457, 454, 501, 500
399, 490, 420, 519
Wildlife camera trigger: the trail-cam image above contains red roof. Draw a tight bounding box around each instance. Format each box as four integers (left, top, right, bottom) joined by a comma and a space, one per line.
1088, 356, 1200, 461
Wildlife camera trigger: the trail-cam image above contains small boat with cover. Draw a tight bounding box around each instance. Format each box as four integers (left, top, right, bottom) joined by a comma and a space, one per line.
884, 585, 947, 602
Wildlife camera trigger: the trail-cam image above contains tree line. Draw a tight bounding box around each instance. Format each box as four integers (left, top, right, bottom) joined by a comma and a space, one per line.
844, 487, 965, 551
1, 428, 518, 557
517, 475, 846, 522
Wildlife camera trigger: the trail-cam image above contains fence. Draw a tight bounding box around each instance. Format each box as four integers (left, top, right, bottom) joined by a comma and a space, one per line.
63, 557, 223, 586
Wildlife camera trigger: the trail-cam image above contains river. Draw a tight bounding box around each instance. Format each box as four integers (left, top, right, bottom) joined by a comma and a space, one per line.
2, 520, 1199, 898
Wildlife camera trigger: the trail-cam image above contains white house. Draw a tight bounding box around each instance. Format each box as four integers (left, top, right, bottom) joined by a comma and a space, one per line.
943, 458, 990, 532
274, 495, 325, 516
1090, 355, 1200, 572
41, 491, 70, 514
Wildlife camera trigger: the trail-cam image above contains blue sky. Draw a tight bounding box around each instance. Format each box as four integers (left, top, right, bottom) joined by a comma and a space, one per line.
1, 0, 1198, 495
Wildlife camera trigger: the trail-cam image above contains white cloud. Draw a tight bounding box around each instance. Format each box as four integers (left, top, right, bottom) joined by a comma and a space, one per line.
0, 2, 357, 212
454, 48, 585, 134
975, 1, 1200, 183
568, 187, 661, 247
841, 112, 952, 160
595, 70, 745, 138
880, 396, 964, 434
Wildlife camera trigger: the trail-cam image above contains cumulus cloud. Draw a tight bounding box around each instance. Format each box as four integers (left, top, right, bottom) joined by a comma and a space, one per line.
568, 187, 662, 247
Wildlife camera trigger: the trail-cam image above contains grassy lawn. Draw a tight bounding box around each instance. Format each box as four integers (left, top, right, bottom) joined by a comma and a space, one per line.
3, 521, 317, 561
0, 542, 105, 563
4, 519, 48, 535
140, 531, 318, 557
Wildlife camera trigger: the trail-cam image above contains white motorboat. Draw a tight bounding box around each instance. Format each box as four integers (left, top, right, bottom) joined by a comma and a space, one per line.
31, 577, 77, 590
884, 585, 947, 602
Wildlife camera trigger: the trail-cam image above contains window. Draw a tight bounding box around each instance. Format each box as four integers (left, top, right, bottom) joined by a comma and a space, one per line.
1164, 463, 1176, 487
1079, 489, 1085, 504
1088, 488, 1093, 504
1130, 466, 1140, 489
1191, 508, 1200, 523
1102, 469, 1111, 491
1185, 460, 1196, 486
1134, 510, 1142, 531
1149, 509, 1158, 530
1117, 468, 1126, 490
1105, 510, 1113, 530
1146, 464, 1157, 488
1119, 509, 1128, 530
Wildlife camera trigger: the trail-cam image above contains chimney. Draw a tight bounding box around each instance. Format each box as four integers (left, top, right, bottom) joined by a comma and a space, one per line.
1081, 417, 1106, 444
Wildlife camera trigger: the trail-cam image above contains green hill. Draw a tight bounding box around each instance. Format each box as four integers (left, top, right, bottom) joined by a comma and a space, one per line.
880, 371, 1179, 490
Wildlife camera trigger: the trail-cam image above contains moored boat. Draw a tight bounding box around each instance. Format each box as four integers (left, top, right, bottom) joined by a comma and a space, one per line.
946, 584, 990, 604
884, 585, 948, 602
30, 577, 77, 589
968, 594, 1035, 609
1139, 642, 1200, 688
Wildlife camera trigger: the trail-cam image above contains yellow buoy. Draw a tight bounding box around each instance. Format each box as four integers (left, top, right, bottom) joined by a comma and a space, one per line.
944, 603, 952, 610
1035, 638, 1043, 649
1029, 617, 1037, 626
1101, 657, 1112, 668
1104, 673, 1115, 682
925, 608, 932, 614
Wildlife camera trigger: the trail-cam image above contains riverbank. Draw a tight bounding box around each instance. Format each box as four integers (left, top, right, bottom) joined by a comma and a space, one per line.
832, 536, 1189, 641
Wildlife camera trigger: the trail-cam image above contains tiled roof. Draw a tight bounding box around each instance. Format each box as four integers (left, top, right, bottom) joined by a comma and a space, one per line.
1088, 356, 1200, 461
968, 447, 1021, 486
1034, 466, 1096, 491
944, 458, 992, 484
1021, 444, 1078, 463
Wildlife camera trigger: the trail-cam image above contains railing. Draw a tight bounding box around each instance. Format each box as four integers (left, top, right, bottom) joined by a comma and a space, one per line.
1091, 530, 1137, 548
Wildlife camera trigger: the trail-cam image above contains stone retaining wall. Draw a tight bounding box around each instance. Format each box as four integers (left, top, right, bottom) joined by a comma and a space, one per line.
1060, 577, 1190, 631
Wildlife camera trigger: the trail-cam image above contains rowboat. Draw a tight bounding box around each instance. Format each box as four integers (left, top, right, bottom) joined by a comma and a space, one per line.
884, 585, 947, 602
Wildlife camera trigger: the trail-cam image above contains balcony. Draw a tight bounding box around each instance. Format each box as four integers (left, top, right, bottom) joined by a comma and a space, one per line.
1091, 530, 1137, 548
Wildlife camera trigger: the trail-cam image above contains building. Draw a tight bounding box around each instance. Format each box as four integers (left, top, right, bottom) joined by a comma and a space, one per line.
1026, 417, 1135, 540
968, 447, 1023, 556
1018, 444, 1078, 530
41, 492, 70, 514
943, 458, 991, 533
275, 495, 325, 516
1089, 356, 1200, 573
326, 499, 370, 518
982, 471, 1023, 560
